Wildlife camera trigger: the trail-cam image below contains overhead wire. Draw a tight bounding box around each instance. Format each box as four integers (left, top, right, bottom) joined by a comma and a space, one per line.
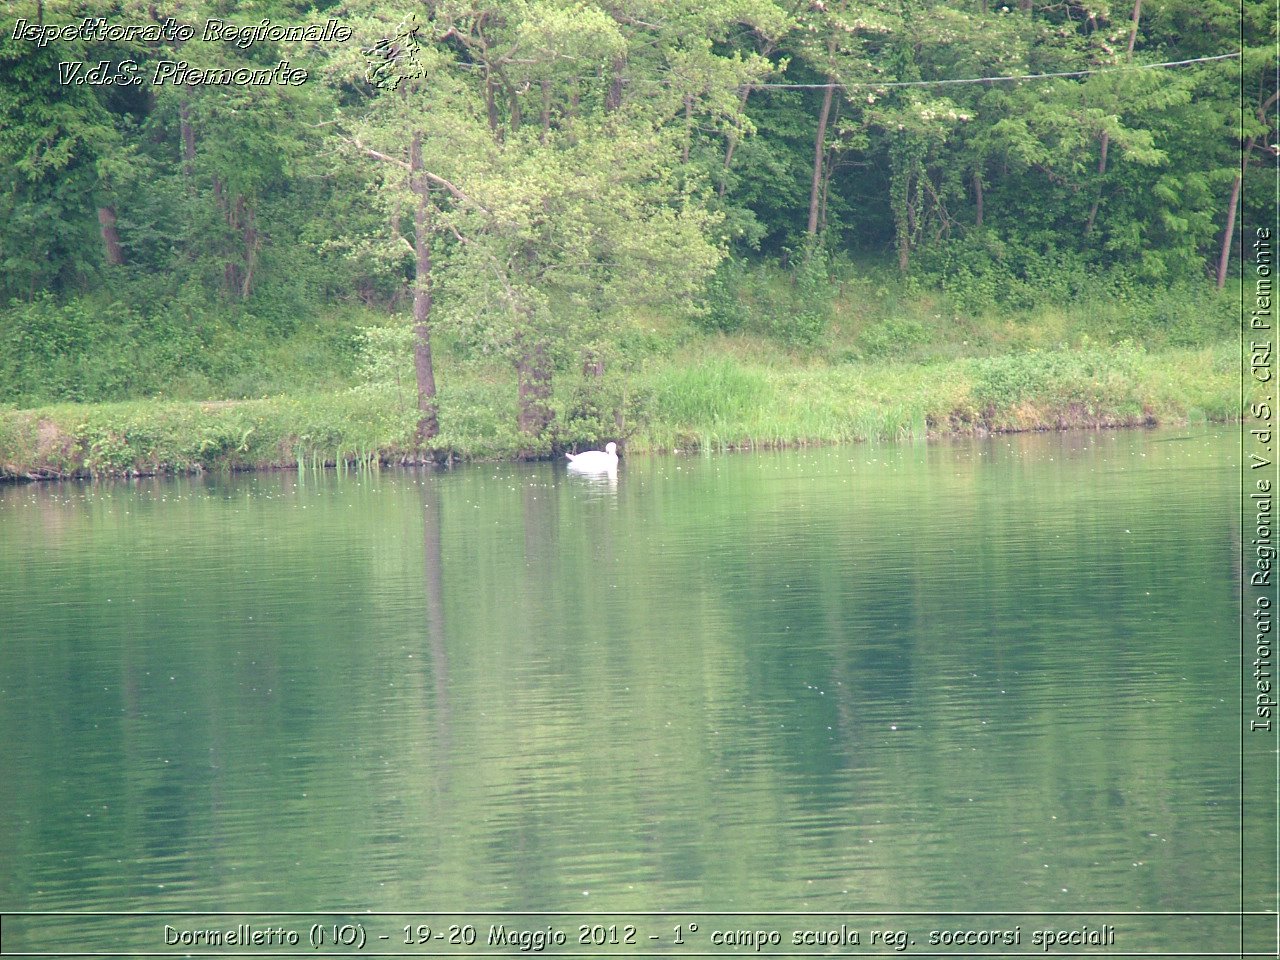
742, 53, 1240, 89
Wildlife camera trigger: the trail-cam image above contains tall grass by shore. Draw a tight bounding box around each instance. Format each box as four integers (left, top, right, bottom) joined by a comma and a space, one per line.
0, 341, 1236, 480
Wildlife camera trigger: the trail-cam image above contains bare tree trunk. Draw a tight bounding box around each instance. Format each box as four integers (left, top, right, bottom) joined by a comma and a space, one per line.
807, 80, 835, 236
897, 169, 913, 272
582, 348, 604, 379
973, 170, 984, 227
1219, 111, 1274, 287
410, 133, 440, 443
97, 206, 125, 265
720, 37, 779, 197
1125, 0, 1143, 54
819, 166, 832, 234
179, 96, 197, 210
819, 147, 836, 234
1217, 172, 1242, 289
391, 182, 402, 248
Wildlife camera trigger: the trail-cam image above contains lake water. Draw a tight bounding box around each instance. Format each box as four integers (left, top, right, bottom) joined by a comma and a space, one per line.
0, 427, 1255, 953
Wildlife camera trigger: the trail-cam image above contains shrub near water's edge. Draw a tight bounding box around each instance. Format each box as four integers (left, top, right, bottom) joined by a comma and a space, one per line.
966, 344, 1148, 428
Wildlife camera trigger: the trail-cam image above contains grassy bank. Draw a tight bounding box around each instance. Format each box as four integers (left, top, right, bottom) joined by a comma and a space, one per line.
0, 258, 1240, 480
0, 340, 1236, 480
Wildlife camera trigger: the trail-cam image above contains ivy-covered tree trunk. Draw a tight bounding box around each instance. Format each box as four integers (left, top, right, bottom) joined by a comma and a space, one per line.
410, 133, 440, 444
890, 136, 925, 272
97, 206, 124, 265
238, 199, 258, 299
212, 176, 236, 293
179, 100, 196, 185
605, 54, 626, 113
516, 334, 553, 445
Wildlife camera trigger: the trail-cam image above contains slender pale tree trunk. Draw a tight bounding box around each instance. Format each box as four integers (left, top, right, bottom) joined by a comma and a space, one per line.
1125, 0, 1143, 55
1216, 172, 1241, 290
1083, 134, 1110, 237
212, 175, 241, 294
485, 75, 501, 136
719, 84, 754, 197
807, 80, 835, 236
720, 36, 780, 197
409, 133, 440, 443
1218, 90, 1279, 285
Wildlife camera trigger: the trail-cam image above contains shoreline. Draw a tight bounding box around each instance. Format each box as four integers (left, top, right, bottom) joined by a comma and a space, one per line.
0, 416, 1202, 484
0, 344, 1232, 481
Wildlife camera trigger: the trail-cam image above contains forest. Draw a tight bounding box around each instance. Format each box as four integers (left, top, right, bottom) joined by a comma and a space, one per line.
0, 0, 1272, 474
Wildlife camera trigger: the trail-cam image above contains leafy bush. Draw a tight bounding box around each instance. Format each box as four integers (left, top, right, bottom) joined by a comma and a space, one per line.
696, 251, 832, 347
858, 316, 931, 358
0, 284, 369, 407
353, 322, 416, 397
967, 343, 1145, 416
698, 259, 749, 334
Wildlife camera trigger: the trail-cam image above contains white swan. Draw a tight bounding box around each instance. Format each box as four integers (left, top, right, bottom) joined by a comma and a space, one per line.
566, 442, 618, 472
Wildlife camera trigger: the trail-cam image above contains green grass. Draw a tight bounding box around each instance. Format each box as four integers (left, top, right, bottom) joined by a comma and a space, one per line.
0, 341, 1237, 479
0, 293, 373, 405
0, 259, 1242, 479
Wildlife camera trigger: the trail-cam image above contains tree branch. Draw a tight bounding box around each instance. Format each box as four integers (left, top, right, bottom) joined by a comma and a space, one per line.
351, 136, 410, 170
350, 136, 491, 214
1259, 88, 1280, 124
421, 170, 491, 214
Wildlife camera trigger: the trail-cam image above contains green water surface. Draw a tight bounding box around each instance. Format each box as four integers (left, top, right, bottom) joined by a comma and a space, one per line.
0, 428, 1244, 949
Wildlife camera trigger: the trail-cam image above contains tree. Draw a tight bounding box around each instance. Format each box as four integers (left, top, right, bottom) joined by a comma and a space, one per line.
0, 27, 118, 299
334, 0, 780, 449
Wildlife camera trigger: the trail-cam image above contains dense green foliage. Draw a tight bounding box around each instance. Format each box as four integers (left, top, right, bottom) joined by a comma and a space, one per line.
0, 0, 1267, 452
